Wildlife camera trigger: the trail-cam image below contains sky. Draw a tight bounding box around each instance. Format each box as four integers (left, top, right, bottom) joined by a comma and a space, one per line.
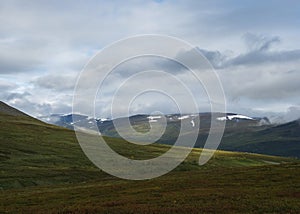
0, 0, 300, 123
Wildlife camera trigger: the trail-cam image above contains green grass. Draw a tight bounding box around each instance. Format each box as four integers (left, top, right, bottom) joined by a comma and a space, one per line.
1, 163, 300, 213
0, 112, 300, 213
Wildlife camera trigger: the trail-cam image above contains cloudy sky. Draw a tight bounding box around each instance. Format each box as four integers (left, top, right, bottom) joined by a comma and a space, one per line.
1, 0, 300, 123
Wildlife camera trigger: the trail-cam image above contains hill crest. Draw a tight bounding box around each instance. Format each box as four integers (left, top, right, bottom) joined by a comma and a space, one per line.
0, 101, 29, 117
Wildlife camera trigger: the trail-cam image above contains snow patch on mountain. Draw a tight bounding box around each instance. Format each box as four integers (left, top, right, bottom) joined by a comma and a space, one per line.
217, 114, 254, 121
191, 119, 195, 127
178, 115, 190, 120
147, 116, 162, 120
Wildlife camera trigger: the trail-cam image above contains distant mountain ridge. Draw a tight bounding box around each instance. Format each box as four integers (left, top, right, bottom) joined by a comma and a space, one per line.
39, 111, 300, 158
40, 112, 271, 132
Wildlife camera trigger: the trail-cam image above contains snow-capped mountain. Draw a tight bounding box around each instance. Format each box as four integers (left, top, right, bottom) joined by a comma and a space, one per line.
39, 112, 270, 134
36, 109, 300, 158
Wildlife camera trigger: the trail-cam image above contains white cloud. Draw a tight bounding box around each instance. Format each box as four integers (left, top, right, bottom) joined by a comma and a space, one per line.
0, 1, 299, 122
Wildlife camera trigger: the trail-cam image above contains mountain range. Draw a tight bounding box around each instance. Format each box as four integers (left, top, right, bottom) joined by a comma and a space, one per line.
40, 111, 300, 158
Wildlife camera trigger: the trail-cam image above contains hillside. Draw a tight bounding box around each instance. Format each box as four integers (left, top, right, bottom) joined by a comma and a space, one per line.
0, 102, 300, 213
220, 119, 300, 158
0, 102, 102, 189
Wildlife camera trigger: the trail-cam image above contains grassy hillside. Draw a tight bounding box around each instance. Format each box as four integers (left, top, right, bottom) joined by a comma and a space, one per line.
1, 103, 300, 213
0, 112, 102, 189
220, 120, 300, 158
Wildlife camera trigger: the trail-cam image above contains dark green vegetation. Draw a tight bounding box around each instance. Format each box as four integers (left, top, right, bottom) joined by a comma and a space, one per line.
220, 120, 300, 158
1, 102, 300, 213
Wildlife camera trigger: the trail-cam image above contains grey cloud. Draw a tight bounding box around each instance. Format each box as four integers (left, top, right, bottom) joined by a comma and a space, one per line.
284, 106, 300, 122
0, 80, 17, 101
202, 1, 300, 36
262, 106, 300, 124
0, 80, 16, 91
135, 34, 300, 73
197, 48, 227, 68
0, 37, 48, 74
221, 67, 300, 101
6, 94, 52, 116
191, 34, 300, 69
49, 100, 72, 114
227, 49, 300, 67
243, 33, 280, 52
33, 74, 77, 91
105, 56, 189, 79
4, 91, 72, 116
116, 48, 224, 75
6, 92, 31, 101
0, 55, 41, 74
0, 36, 88, 74
225, 34, 300, 67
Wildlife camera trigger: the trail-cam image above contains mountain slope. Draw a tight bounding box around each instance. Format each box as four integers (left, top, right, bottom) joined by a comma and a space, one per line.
219, 119, 300, 158
1, 102, 300, 213
0, 103, 103, 189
